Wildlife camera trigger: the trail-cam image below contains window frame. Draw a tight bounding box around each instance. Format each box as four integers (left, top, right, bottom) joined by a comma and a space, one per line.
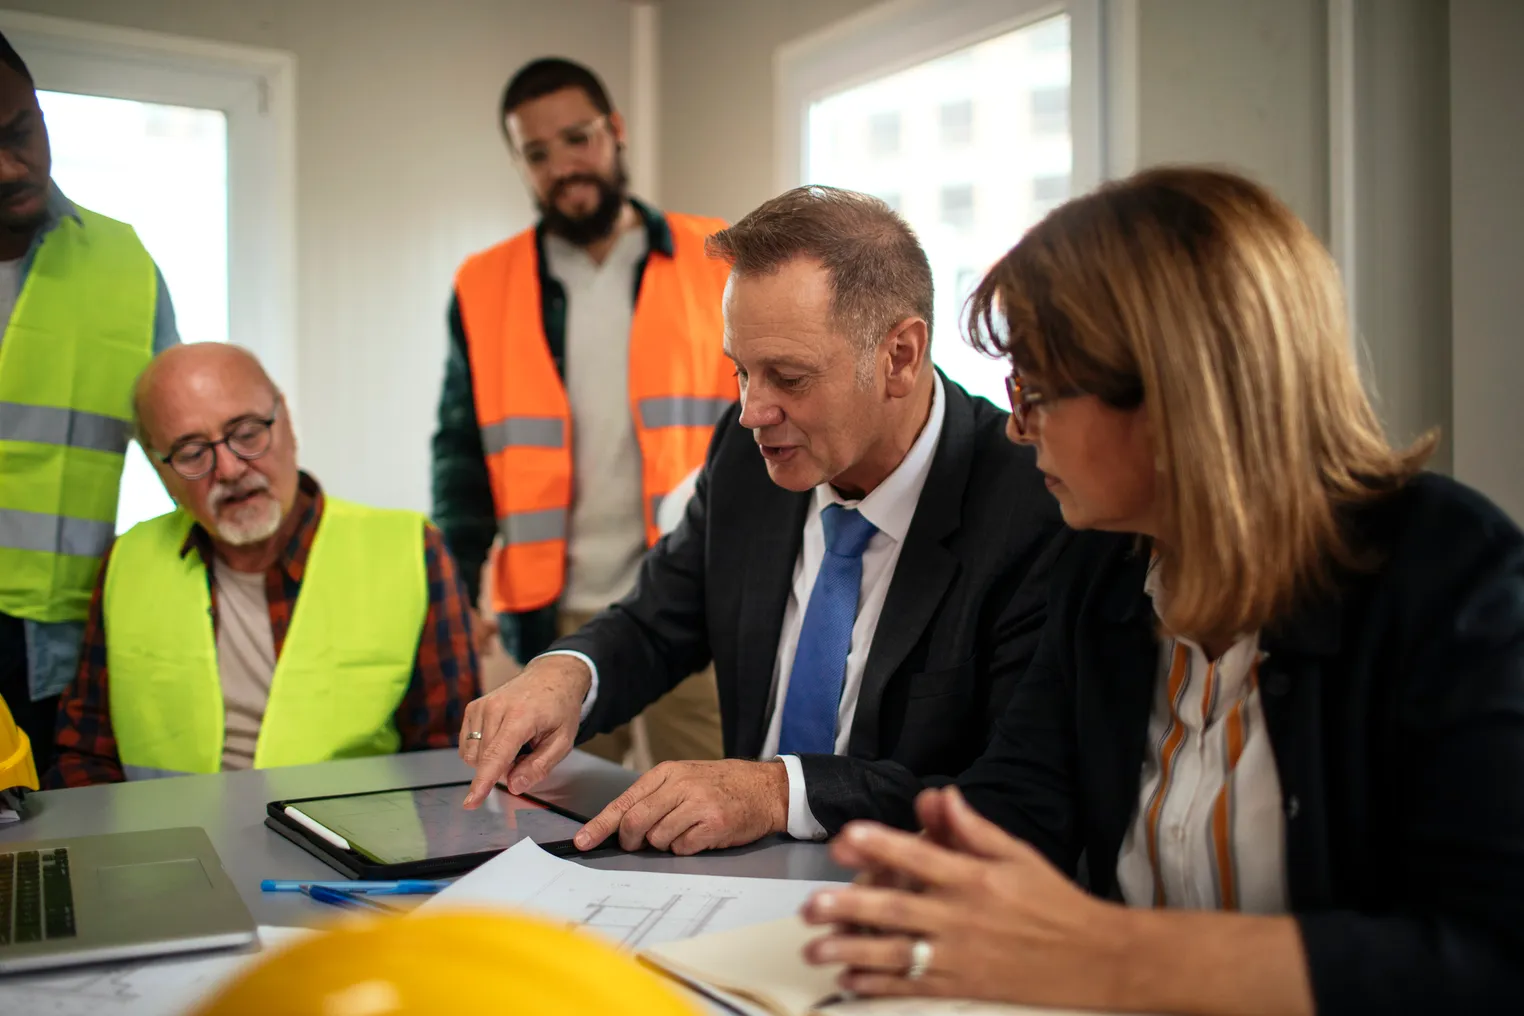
775, 0, 1109, 194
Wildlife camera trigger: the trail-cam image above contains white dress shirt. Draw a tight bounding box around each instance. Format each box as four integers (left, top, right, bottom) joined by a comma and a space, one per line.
1114, 561, 1289, 912
553, 373, 945, 841
766, 372, 945, 839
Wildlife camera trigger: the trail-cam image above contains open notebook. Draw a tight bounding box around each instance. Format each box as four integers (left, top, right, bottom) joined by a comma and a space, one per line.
640, 915, 1120, 1016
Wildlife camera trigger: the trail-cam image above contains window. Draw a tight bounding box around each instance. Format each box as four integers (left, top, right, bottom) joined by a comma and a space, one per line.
1031, 85, 1069, 134
867, 111, 902, 158
1033, 173, 1071, 204
954, 266, 981, 302
940, 184, 975, 230
789, 2, 1092, 405
939, 99, 974, 148
1030, 17, 1070, 53
41, 91, 229, 531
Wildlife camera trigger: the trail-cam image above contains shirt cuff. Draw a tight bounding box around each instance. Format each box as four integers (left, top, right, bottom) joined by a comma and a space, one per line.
777, 754, 828, 841
535, 650, 599, 723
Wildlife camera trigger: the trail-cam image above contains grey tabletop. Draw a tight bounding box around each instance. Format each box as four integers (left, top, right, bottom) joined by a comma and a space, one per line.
0, 749, 852, 926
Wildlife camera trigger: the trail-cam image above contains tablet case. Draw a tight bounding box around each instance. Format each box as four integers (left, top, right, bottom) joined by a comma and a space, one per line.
264, 780, 594, 879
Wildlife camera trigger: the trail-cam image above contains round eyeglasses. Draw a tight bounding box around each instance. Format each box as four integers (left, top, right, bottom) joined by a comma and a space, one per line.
157, 405, 279, 481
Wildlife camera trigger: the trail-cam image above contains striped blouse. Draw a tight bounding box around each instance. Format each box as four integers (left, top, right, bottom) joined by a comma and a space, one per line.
1114, 563, 1289, 913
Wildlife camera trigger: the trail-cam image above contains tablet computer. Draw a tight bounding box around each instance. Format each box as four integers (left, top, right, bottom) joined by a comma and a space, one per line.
265, 781, 595, 879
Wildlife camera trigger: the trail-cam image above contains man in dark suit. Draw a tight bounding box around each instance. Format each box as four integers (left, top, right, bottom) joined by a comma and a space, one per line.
458, 186, 1065, 853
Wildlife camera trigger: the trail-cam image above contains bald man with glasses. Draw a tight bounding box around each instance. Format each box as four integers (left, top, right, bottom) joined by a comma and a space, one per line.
45, 343, 478, 786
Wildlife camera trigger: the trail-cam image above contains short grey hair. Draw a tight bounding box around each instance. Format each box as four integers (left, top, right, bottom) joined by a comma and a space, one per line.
706, 186, 934, 358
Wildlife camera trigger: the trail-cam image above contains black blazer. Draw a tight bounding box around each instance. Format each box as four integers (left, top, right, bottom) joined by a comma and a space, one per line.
557, 375, 1067, 833
959, 473, 1524, 1014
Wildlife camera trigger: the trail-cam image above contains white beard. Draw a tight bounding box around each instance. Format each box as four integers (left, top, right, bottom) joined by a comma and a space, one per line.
207, 474, 283, 546
213, 494, 283, 546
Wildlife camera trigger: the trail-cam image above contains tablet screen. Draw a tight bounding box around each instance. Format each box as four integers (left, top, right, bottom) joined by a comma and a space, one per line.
291, 785, 585, 865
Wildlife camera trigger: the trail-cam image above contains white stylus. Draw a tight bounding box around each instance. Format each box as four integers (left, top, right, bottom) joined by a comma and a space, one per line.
284, 806, 352, 852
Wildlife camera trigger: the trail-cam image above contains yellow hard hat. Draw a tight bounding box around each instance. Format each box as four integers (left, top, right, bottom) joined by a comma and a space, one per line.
0, 694, 38, 792
188, 909, 703, 1016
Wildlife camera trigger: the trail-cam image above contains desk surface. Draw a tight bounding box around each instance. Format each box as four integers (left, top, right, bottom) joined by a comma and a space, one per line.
0, 750, 851, 926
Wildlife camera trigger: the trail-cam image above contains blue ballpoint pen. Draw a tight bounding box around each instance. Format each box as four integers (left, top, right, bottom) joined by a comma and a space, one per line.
262, 879, 449, 895
303, 884, 404, 913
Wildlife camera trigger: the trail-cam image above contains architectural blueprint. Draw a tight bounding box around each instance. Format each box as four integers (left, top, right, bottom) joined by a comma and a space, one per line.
0, 926, 309, 1016
426, 839, 839, 949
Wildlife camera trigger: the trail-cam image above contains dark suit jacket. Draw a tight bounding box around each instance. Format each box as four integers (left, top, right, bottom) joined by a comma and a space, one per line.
556, 375, 1067, 834
959, 473, 1524, 1014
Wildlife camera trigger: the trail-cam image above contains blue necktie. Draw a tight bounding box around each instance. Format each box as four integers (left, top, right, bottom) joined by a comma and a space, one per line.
778, 504, 879, 756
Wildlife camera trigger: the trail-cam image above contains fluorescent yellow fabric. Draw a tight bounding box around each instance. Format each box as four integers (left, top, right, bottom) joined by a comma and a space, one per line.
104, 498, 426, 773
0, 206, 156, 623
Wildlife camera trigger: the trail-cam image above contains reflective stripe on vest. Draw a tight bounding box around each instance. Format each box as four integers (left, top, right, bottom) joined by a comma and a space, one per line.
500, 506, 568, 546
0, 508, 115, 558
456, 211, 738, 614
481, 417, 565, 455
0, 206, 156, 623
0, 402, 133, 454
103, 498, 427, 775
636, 396, 734, 430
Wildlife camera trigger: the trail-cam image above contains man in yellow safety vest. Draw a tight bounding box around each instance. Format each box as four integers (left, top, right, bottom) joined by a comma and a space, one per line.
47, 344, 478, 785
0, 32, 181, 774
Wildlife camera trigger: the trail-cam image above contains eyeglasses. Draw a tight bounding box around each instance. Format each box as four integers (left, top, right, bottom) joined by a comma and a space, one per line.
1005, 373, 1068, 437
158, 405, 279, 481
516, 116, 610, 169
1005, 371, 1146, 436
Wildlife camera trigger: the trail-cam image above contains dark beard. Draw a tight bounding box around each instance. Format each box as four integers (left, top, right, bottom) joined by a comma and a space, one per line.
537, 158, 629, 247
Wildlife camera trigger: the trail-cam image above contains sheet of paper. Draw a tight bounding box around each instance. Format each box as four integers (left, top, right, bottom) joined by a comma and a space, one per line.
0, 925, 310, 1016
424, 839, 840, 950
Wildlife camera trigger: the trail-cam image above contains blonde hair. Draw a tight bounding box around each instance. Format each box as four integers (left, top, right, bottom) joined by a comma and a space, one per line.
968, 166, 1434, 644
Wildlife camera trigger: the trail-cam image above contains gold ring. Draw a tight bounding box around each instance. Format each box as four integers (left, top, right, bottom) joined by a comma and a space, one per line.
466, 731, 483, 741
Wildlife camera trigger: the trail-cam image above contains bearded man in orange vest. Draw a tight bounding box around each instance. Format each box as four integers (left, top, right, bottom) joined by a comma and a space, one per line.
432, 58, 734, 769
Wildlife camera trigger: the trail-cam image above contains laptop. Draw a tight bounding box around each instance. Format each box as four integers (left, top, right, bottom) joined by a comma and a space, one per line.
0, 826, 257, 974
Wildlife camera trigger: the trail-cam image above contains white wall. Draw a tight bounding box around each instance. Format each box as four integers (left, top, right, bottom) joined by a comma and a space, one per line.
1135, 0, 1329, 239
1349, 0, 1452, 472
7, 0, 634, 513
1450, 0, 1524, 522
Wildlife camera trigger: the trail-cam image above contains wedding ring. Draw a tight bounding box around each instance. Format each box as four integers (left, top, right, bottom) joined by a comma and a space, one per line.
466, 731, 483, 741
906, 938, 933, 981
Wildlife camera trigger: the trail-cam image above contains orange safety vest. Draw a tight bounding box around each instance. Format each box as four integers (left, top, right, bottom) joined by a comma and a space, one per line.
455, 212, 737, 615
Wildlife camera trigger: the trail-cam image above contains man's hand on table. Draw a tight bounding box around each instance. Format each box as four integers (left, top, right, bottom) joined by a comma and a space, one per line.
573, 759, 790, 855
458, 654, 590, 807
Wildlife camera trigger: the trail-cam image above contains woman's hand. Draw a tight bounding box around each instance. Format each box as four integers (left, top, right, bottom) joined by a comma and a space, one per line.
800, 786, 1136, 1009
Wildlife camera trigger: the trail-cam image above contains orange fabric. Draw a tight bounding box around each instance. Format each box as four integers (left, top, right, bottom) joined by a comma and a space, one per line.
455, 213, 736, 614
1144, 641, 1190, 906
1209, 658, 1256, 911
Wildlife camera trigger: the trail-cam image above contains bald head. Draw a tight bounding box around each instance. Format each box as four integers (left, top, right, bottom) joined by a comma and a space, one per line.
133, 343, 278, 451
133, 343, 300, 550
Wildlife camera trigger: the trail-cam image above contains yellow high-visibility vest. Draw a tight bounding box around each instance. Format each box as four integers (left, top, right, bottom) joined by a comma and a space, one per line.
104, 498, 427, 774
0, 206, 156, 623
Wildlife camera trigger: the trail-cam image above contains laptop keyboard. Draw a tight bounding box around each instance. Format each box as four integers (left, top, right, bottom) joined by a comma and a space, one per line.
0, 847, 77, 945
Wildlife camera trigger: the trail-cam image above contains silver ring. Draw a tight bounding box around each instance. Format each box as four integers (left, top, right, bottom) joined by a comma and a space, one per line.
465, 731, 483, 741
906, 938, 933, 981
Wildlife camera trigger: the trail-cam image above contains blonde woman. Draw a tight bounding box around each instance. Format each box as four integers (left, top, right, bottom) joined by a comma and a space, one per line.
800, 167, 1524, 1014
